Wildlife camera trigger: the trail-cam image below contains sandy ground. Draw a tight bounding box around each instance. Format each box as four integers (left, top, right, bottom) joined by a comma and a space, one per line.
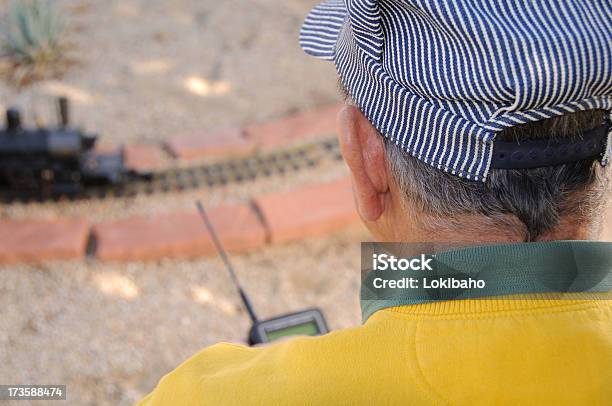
0, 0, 339, 142
0, 1, 364, 405
0, 228, 367, 405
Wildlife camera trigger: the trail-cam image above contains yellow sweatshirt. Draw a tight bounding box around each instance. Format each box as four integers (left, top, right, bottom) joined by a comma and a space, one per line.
139, 298, 612, 405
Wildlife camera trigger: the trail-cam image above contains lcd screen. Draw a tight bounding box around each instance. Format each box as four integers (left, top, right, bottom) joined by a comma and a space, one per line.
266, 321, 320, 341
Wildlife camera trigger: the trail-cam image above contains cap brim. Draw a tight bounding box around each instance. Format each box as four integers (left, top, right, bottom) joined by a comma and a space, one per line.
299, 0, 346, 61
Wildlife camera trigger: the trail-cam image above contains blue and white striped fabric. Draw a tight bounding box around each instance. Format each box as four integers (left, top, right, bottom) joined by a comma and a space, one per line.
300, 0, 612, 181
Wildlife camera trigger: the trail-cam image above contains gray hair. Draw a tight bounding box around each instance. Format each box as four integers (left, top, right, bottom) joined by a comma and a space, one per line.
339, 81, 610, 241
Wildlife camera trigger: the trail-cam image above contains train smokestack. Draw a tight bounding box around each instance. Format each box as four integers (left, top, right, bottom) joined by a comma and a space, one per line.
6, 108, 21, 131
58, 96, 69, 127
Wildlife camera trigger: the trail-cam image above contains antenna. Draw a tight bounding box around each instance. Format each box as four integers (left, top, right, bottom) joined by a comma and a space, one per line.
195, 200, 259, 323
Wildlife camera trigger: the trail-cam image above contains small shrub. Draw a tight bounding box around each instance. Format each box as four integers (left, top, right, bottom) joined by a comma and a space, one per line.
2, 0, 71, 86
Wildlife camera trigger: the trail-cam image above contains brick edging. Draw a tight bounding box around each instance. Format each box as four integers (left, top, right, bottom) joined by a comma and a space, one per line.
0, 218, 90, 265
117, 103, 343, 171
0, 178, 360, 265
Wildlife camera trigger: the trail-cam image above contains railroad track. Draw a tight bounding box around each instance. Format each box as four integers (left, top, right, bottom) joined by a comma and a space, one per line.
0, 137, 343, 203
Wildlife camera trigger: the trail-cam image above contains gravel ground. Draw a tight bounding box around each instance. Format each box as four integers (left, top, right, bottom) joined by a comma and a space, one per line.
0, 0, 338, 142
0, 228, 367, 405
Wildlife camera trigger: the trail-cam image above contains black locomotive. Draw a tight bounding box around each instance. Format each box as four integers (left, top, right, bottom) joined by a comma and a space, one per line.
0, 97, 127, 197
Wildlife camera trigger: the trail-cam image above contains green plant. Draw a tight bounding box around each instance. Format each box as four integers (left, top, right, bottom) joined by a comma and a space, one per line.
2, 0, 69, 86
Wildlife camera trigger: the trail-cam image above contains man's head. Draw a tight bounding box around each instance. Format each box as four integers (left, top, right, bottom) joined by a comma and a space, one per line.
301, 0, 612, 243
337, 96, 610, 243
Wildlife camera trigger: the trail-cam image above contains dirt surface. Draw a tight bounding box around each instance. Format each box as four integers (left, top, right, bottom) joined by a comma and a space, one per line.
0, 0, 338, 142
0, 229, 366, 405
0, 1, 366, 405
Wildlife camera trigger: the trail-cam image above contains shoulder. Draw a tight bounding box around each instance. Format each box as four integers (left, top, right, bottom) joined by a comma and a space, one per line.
139, 316, 415, 405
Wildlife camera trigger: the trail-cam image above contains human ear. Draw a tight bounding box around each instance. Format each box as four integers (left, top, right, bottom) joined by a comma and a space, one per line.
337, 105, 389, 222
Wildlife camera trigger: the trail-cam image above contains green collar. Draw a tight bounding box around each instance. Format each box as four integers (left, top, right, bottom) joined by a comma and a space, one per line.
361, 240, 612, 322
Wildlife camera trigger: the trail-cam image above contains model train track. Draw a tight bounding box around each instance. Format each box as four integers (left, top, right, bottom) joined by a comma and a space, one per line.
0, 137, 343, 203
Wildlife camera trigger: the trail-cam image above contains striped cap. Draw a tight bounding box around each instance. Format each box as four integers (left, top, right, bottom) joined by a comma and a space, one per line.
300, 0, 612, 181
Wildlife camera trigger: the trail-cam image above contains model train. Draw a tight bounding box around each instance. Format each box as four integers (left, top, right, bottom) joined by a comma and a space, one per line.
0, 97, 127, 197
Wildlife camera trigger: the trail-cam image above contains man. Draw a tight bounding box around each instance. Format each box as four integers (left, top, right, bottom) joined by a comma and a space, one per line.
141, 1, 611, 404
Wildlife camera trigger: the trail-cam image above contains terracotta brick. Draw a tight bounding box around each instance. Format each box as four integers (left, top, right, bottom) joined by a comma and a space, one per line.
94, 139, 121, 155
0, 219, 90, 265
253, 178, 359, 244
94, 203, 267, 262
124, 143, 169, 173
245, 103, 342, 150
165, 128, 255, 160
